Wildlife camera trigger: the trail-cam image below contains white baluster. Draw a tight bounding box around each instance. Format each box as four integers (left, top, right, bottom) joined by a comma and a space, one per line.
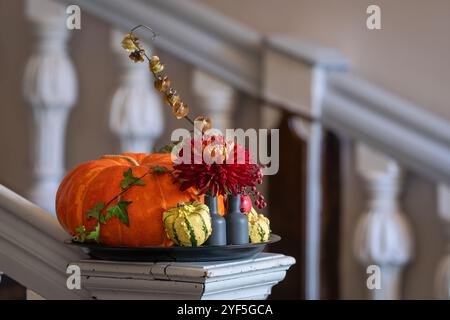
23, 0, 77, 213
435, 184, 450, 299
354, 144, 413, 300
109, 30, 163, 153
192, 70, 235, 132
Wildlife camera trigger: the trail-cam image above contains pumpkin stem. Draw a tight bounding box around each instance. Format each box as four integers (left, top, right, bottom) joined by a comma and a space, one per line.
101, 154, 140, 166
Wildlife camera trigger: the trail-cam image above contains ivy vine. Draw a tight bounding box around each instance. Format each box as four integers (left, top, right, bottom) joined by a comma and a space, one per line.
73, 165, 170, 244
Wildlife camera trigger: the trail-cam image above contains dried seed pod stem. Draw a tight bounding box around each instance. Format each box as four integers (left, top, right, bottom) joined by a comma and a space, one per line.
124, 25, 196, 126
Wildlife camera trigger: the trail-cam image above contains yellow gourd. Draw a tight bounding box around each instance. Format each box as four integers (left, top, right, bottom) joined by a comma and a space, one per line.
163, 201, 212, 247
248, 207, 271, 243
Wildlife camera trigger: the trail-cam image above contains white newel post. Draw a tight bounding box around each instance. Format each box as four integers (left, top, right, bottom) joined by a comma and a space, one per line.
109, 30, 163, 153
435, 184, 450, 299
354, 144, 413, 300
23, 0, 77, 213
192, 70, 235, 132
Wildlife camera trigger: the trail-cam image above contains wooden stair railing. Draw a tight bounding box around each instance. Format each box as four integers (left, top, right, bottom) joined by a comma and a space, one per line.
0, 184, 90, 299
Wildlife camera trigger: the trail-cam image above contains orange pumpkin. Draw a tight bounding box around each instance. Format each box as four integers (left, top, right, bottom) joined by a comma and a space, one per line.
56, 153, 209, 247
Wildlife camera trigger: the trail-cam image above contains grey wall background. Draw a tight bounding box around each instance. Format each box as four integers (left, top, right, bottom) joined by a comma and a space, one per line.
0, 0, 448, 299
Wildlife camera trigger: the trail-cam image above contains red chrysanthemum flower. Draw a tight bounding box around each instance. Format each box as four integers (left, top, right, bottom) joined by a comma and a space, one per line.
172, 136, 266, 208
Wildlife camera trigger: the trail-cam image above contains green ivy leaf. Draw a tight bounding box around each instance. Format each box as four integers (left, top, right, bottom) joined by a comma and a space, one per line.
120, 168, 145, 189
154, 144, 174, 154
86, 203, 105, 224
105, 200, 132, 226
86, 223, 100, 243
73, 225, 87, 243
152, 166, 169, 174
75, 225, 86, 235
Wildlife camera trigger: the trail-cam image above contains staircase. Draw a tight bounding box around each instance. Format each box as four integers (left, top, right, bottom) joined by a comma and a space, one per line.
0, 0, 449, 299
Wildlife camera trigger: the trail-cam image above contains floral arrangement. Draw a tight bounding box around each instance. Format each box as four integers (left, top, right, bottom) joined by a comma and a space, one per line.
121, 25, 267, 210
59, 25, 271, 248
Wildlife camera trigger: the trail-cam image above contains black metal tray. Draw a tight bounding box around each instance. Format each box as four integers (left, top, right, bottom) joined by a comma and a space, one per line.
66, 234, 280, 262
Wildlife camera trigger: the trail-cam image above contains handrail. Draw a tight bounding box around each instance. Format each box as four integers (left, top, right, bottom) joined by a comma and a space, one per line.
328, 73, 450, 146
0, 184, 90, 299
323, 73, 450, 184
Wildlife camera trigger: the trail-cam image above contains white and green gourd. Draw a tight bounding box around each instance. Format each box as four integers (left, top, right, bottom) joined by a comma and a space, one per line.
248, 207, 271, 243
163, 201, 212, 247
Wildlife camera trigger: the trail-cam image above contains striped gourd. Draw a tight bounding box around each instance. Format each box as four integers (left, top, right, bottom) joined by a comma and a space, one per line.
248, 207, 271, 243
163, 201, 212, 247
